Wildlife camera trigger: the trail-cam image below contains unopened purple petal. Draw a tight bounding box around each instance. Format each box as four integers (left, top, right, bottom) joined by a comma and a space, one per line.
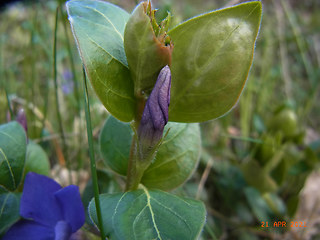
54, 221, 72, 240
2, 220, 54, 240
20, 173, 63, 227
138, 65, 171, 146
54, 185, 85, 233
16, 109, 27, 137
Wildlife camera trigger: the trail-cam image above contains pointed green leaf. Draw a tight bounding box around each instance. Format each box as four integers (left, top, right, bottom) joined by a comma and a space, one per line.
89, 188, 206, 240
0, 122, 27, 192
168, 1, 262, 122
99, 116, 133, 175
142, 122, 201, 190
0, 193, 21, 236
124, 2, 172, 97
67, 0, 136, 122
99, 117, 201, 190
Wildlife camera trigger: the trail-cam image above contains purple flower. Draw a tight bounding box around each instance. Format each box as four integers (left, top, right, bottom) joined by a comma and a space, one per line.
3, 172, 85, 240
138, 65, 171, 148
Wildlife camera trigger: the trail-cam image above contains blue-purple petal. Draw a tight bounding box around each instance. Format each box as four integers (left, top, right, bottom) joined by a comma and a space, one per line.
2, 220, 54, 240
54, 185, 85, 233
54, 221, 72, 240
20, 173, 63, 227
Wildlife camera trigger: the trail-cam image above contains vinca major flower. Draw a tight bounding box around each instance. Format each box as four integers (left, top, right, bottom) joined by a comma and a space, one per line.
138, 65, 171, 154
3, 172, 85, 240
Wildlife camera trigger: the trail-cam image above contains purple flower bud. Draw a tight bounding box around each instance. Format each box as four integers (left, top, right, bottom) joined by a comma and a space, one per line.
16, 108, 27, 137
138, 65, 171, 147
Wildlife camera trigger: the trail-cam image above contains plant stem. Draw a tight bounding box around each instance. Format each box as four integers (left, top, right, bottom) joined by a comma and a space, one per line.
125, 135, 146, 191
58, 0, 84, 179
4, 86, 13, 120
125, 99, 151, 191
53, 6, 71, 182
125, 131, 158, 191
0, 30, 13, 119
82, 68, 105, 240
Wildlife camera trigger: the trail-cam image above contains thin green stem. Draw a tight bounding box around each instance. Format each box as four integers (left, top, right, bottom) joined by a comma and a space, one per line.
30, 7, 37, 135
281, 0, 318, 117
0, 28, 13, 120
4, 86, 13, 120
204, 224, 218, 240
82, 68, 105, 240
125, 135, 146, 191
58, 2, 81, 109
125, 127, 159, 191
58, 1, 83, 174
53, 6, 71, 182
281, 0, 314, 86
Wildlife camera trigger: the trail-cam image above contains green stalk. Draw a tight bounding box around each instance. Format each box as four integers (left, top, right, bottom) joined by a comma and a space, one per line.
30, 8, 38, 135
204, 224, 218, 240
125, 122, 160, 191
58, 0, 83, 175
281, 0, 314, 85
0, 28, 13, 119
4, 86, 13, 120
58, 1, 81, 110
125, 134, 147, 191
53, 6, 71, 182
82, 68, 105, 240
40, 5, 52, 136
281, 0, 318, 117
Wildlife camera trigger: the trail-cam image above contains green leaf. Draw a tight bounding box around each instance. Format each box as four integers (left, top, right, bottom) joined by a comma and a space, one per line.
124, 2, 172, 97
89, 188, 206, 240
24, 141, 50, 178
0, 122, 27, 192
168, 1, 262, 122
142, 122, 201, 190
67, 0, 136, 122
99, 117, 201, 190
99, 116, 133, 176
0, 193, 21, 236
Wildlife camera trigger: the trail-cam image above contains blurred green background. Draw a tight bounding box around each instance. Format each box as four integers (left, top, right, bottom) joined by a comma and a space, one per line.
0, 0, 319, 239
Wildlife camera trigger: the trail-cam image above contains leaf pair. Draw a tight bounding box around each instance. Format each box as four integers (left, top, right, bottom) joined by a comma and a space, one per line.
99, 116, 201, 191
66, 0, 262, 123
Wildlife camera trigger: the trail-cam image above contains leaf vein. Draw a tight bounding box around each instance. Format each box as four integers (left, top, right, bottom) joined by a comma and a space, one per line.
142, 186, 162, 240
0, 148, 16, 189
151, 196, 193, 235
0, 193, 10, 217
82, 5, 124, 41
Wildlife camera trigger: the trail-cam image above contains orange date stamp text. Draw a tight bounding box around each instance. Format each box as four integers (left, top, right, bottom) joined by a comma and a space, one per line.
261, 221, 307, 228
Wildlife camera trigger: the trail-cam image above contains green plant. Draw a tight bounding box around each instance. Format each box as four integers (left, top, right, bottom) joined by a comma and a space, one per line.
66, 0, 262, 239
